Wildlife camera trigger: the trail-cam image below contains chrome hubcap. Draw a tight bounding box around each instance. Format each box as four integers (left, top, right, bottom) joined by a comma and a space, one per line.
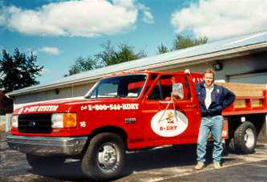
244, 128, 255, 148
97, 144, 118, 170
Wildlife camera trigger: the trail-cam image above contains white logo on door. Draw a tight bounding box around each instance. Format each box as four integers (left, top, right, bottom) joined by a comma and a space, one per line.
151, 110, 188, 137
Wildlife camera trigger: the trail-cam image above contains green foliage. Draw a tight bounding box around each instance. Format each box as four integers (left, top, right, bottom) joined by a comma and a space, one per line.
64, 57, 100, 77
157, 34, 208, 54
95, 41, 146, 66
66, 41, 146, 76
156, 43, 169, 54
94, 41, 117, 66
172, 34, 208, 50
0, 48, 43, 93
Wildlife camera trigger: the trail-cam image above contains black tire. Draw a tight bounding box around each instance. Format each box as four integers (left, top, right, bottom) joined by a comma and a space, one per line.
222, 141, 229, 156
225, 137, 235, 153
234, 122, 257, 154
81, 133, 126, 181
26, 154, 65, 170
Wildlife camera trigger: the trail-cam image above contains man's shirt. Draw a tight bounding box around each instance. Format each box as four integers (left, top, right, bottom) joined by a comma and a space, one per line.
205, 84, 214, 109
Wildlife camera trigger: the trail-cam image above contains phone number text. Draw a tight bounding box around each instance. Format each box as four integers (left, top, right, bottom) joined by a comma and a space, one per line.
80, 103, 139, 111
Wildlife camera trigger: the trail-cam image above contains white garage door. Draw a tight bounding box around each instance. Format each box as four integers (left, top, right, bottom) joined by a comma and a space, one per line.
229, 72, 267, 84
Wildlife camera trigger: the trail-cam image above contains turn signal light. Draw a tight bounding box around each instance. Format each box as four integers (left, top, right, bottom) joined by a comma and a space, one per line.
63, 113, 77, 128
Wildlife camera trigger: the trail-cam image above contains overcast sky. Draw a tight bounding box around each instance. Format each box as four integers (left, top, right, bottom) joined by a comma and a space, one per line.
0, 0, 267, 84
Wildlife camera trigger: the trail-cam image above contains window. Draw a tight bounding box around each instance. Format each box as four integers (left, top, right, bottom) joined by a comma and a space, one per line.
148, 75, 191, 101
171, 76, 191, 100
148, 75, 172, 100
87, 75, 146, 99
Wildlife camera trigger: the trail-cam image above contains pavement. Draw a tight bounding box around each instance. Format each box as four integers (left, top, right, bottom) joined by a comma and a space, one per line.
1, 135, 267, 182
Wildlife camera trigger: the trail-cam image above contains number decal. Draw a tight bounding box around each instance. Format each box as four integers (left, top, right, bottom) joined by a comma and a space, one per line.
80, 121, 86, 127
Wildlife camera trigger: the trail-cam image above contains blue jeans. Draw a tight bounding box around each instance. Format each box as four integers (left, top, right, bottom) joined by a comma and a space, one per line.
197, 115, 223, 163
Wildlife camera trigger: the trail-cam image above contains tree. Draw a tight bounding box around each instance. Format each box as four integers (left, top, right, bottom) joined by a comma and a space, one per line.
156, 43, 169, 54
115, 43, 146, 65
172, 34, 208, 50
94, 41, 117, 67
157, 34, 208, 54
64, 57, 100, 77
65, 41, 146, 76
95, 41, 146, 66
0, 48, 43, 93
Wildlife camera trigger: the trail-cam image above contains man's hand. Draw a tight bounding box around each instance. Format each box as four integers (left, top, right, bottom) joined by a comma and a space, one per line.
184, 69, 191, 74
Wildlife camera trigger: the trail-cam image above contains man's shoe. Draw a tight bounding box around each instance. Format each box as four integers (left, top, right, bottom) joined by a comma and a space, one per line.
213, 162, 222, 169
194, 162, 205, 170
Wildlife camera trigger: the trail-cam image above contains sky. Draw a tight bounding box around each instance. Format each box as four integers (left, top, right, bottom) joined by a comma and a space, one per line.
0, 0, 267, 84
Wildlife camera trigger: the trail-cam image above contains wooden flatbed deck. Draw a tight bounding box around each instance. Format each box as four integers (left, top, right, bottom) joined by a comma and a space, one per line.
218, 82, 267, 116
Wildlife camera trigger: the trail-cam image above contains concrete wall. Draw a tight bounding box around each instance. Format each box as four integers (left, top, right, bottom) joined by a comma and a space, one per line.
14, 82, 94, 109
169, 51, 267, 84
0, 116, 6, 124
0, 115, 6, 132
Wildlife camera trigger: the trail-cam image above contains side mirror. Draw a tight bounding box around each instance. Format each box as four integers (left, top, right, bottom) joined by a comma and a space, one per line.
172, 83, 184, 100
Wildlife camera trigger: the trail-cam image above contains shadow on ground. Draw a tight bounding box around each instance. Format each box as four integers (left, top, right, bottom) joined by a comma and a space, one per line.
27, 145, 198, 182
2, 142, 246, 182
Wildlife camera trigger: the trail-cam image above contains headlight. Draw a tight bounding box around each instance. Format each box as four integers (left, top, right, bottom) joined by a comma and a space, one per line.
52, 113, 64, 128
11, 115, 18, 128
52, 113, 77, 128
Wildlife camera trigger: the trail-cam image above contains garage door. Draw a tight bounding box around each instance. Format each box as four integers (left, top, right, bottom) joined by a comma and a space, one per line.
229, 72, 267, 84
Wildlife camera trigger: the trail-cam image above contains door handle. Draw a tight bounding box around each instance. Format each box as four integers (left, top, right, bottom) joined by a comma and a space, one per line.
185, 104, 198, 108
125, 118, 136, 124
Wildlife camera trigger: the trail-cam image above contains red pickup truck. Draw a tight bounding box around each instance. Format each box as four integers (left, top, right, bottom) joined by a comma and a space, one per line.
7, 71, 267, 180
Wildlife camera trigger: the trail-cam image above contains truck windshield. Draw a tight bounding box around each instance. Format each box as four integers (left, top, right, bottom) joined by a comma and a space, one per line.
87, 75, 147, 99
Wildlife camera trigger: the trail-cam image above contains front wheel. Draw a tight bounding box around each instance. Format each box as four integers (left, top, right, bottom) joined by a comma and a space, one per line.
234, 121, 257, 154
81, 133, 126, 181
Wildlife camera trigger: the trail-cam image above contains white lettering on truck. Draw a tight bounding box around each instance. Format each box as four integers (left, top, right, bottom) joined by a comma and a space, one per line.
80, 103, 139, 111
23, 105, 59, 113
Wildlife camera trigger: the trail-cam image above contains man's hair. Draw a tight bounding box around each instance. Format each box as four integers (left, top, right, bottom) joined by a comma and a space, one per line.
204, 68, 215, 80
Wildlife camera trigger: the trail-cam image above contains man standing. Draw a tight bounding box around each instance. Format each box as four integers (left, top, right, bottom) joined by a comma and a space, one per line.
194, 68, 235, 170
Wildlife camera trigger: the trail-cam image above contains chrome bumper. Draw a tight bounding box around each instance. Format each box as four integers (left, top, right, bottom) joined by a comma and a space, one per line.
6, 135, 88, 156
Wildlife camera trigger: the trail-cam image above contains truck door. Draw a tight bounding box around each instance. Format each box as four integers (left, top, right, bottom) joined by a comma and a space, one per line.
142, 74, 201, 146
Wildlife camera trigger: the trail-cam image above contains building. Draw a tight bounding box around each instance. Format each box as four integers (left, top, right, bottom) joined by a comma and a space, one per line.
7, 30, 267, 109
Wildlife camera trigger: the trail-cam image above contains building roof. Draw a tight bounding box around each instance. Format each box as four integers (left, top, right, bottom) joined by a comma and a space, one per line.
7, 30, 267, 97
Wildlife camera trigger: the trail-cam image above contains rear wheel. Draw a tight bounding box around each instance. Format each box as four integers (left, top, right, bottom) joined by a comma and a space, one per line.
234, 122, 257, 154
81, 133, 126, 181
26, 154, 65, 170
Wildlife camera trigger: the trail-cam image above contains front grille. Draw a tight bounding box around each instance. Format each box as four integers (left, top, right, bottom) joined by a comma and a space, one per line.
18, 114, 52, 133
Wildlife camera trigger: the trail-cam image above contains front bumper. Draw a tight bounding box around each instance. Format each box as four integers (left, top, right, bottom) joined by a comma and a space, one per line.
6, 135, 88, 156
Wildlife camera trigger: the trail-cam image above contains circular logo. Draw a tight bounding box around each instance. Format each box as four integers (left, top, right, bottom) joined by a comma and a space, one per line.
151, 110, 188, 137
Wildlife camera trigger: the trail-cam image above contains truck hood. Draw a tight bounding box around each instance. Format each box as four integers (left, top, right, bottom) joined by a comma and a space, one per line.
13, 98, 140, 115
